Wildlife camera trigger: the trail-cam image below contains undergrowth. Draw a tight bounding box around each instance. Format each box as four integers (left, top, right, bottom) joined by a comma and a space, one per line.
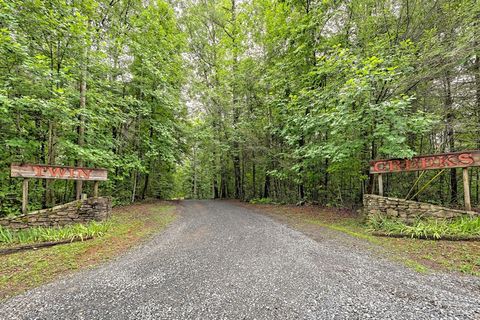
0, 221, 110, 245
249, 198, 278, 205
367, 215, 480, 239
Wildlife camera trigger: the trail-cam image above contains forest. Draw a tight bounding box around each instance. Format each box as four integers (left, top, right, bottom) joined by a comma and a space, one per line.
1, 0, 479, 215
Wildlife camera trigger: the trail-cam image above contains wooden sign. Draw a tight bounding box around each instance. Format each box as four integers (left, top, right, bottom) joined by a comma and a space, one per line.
369, 150, 480, 210
370, 150, 480, 174
11, 164, 108, 181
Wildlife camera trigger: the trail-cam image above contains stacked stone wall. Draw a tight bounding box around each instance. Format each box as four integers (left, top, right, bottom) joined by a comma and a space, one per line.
0, 197, 111, 230
363, 194, 478, 223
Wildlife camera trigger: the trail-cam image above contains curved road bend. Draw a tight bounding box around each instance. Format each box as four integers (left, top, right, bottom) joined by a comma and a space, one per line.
0, 200, 479, 319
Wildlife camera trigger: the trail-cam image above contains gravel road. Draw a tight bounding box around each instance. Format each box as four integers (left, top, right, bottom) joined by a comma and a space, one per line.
1, 200, 479, 319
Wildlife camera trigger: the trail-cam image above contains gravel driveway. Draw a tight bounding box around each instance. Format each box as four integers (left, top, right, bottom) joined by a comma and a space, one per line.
1, 200, 479, 319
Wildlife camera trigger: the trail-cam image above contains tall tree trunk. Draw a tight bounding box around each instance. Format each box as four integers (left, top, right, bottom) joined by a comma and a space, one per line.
213, 176, 219, 199
46, 43, 57, 207
193, 146, 198, 199
264, 105, 273, 199
141, 170, 150, 200
76, 42, 87, 200
141, 126, 154, 200
230, 0, 242, 199
296, 0, 317, 202
298, 135, 305, 201
212, 148, 219, 199
40, 128, 47, 208
444, 73, 457, 204
323, 158, 329, 204
263, 171, 270, 198
252, 151, 256, 199
365, 140, 376, 195
233, 149, 241, 198
46, 120, 55, 206
131, 171, 137, 203
475, 21, 480, 205
220, 157, 227, 198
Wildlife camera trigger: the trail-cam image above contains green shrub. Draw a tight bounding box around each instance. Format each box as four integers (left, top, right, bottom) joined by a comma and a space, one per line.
367, 215, 480, 239
0, 221, 111, 245
249, 197, 278, 205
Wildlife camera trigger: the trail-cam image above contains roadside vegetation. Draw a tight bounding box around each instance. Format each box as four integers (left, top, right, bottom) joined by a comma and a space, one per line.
2, 0, 479, 217
0, 222, 110, 245
0, 202, 176, 300
0, 1, 186, 214
249, 198, 284, 205
367, 215, 480, 240
245, 201, 480, 276
178, 0, 480, 214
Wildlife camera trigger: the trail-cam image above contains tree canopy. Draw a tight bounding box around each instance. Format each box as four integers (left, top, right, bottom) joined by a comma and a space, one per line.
1, 0, 479, 214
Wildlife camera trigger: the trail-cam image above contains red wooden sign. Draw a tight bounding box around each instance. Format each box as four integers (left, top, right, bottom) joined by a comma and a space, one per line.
370, 150, 480, 174
11, 164, 108, 181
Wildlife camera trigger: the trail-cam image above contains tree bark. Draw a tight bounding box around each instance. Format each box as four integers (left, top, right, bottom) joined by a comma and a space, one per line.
252, 151, 256, 199
131, 171, 137, 203
230, 0, 242, 199
193, 146, 198, 199
475, 19, 480, 205
46, 120, 55, 206
141, 126, 154, 200
76, 40, 87, 200
444, 73, 457, 204
263, 171, 270, 198
141, 171, 150, 200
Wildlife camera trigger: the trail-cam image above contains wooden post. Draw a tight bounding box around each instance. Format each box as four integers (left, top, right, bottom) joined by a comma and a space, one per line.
22, 179, 29, 214
76, 181, 83, 200
378, 173, 384, 196
93, 181, 99, 198
463, 168, 471, 211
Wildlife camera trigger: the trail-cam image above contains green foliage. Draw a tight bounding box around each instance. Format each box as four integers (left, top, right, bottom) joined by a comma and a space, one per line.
0, 221, 110, 245
249, 198, 279, 205
1, 0, 479, 209
367, 215, 480, 240
177, 0, 480, 208
0, 0, 187, 213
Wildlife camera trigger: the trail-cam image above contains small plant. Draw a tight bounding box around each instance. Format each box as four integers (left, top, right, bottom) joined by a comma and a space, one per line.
367, 215, 480, 240
249, 198, 278, 205
0, 221, 111, 245
0, 226, 13, 243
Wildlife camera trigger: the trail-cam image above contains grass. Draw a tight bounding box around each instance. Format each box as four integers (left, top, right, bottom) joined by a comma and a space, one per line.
0, 221, 111, 245
243, 202, 480, 277
367, 215, 480, 240
250, 197, 281, 205
0, 201, 176, 300
303, 218, 379, 242
403, 258, 430, 273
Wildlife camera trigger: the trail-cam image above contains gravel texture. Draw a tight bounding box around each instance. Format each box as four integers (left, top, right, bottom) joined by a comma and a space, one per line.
1, 200, 479, 319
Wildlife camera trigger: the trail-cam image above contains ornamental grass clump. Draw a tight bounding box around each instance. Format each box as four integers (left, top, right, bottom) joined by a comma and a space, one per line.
0, 221, 110, 245
367, 215, 480, 240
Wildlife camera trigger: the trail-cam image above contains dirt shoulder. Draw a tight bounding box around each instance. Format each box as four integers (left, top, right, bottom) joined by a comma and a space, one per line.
236, 201, 480, 276
0, 201, 177, 300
